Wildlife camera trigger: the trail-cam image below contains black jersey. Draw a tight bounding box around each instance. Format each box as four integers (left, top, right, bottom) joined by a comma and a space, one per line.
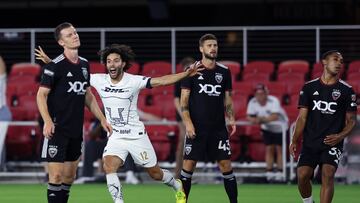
298, 78, 357, 150
181, 62, 232, 129
39, 54, 90, 137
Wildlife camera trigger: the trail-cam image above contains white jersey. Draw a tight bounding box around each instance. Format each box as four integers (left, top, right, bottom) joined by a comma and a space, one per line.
0, 74, 6, 108
90, 72, 151, 139
246, 95, 288, 133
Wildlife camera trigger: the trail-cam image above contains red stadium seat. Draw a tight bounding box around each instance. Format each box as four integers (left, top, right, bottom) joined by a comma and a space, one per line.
16, 83, 39, 96
18, 95, 39, 120
278, 60, 309, 74
229, 134, 242, 161
264, 82, 287, 98
346, 72, 360, 81
232, 82, 254, 99
233, 94, 248, 119
243, 61, 275, 75
283, 105, 299, 124
248, 142, 266, 162
277, 72, 305, 83
242, 72, 270, 83
7, 75, 38, 85
347, 60, 360, 75
5, 126, 42, 160
127, 61, 141, 75
286, 82, 304, 96
9, 107, 28, 121
142, 61, 171, 77
89, 61, 106, 74
146, 125, 176, 161
9, 63, 41, 77
219, 60, 241, 82
244, 125, 262, 142
151, 85, 174, 96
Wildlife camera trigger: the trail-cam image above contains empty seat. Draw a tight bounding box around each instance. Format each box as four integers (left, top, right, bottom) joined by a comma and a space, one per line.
7, 75, 38, 85
142, 61, 171, 77
346, 72, 360, 81
16, 83, 39, 96
278, 60, 309, 74
229, 135, 242, 161
244, 125, 262, 142
89, 61, 106, 74
146, 125, 175, 161
127, 61, 140, 75
347, 60, 360, 74
232, 82, 254, 99
151, 85, 174, 96
265, 82, 287, 98
283, 105, 299, 124
219, 60, 241, 82
243, 61, 275, 75
277, 72, 305, 83
18, 95, 39, 120
242, 72, 270, 83
9, 63, 41, 77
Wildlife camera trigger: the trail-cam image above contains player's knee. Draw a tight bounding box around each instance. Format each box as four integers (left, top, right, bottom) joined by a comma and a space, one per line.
103, 162, 116, 174
147, 168, 162, 180
297, 170, 312, 182
218, 160, 232, 172
49, 172, 63, 184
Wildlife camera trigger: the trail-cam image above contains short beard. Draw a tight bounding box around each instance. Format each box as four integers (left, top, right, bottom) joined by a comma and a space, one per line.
204, 53, 217, 60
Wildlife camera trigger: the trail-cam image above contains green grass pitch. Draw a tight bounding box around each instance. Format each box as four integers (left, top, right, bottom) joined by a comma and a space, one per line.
0, 183, 359, 203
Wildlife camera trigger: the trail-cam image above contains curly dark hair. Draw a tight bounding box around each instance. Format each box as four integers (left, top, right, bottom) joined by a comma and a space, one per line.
98, 44, 136, 71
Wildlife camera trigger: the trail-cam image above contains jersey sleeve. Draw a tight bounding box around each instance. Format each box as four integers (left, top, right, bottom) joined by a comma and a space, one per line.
225, 69, 232, 91
298, 84, 309, 108
246, 99, 257, 116
135, 75, 151, 90
181, 76, 192, 90
347, 87, 357, 112
39, 63, 56, 88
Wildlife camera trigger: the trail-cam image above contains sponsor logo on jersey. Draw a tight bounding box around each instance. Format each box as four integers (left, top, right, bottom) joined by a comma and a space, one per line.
48, 145, 58, 158
81, 67, 88, 80
103, 87, 128, 93
215, 73, 223, 83
67, 81, 87, 94
312, 100, 337, 114
351, 94, 356, 101
44, 69, 54, 77
332, 89, 341, 100
198, 83, 221, 96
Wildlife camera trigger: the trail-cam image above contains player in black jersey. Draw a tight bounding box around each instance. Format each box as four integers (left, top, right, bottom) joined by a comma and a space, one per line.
36, 22, 112, 203
289, 50, 357, 203
180, 34, 238, 203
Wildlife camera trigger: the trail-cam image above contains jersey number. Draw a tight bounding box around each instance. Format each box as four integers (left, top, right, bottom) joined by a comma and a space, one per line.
218, 140, 231, 155
328, 147, 342, 164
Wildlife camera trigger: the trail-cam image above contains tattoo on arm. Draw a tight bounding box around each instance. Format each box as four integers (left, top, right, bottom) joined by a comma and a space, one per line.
181, 106, 189, 112
226, 104, 234, 117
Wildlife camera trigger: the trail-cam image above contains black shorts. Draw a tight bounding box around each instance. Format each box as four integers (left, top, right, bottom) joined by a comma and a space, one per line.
183, 127, 231, 161
40, 131, 83, 162
261, 130, 282, 145
298, 146, 342, 169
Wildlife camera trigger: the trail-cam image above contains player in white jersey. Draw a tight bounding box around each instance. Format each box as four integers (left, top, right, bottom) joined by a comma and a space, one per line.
35, 44, 203, 203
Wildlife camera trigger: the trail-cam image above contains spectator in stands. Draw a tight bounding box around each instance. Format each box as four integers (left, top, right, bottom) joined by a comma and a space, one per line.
36, 22, 112, 203
0, 55, 12, 171
246, 83, 288, 182
180, 33, 238, 203
0, 55, 11, 121
222, 31, 242, 61
174, 56, 195, 178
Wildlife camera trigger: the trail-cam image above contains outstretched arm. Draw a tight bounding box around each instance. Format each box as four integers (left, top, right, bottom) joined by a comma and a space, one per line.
0, 56, 6, 75
150, 61, 204, 87
35, 46, 52, 64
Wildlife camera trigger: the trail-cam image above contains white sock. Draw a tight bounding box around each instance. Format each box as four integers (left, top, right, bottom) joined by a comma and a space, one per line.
106, 173, 124, 203
302, 196, 313, 203
161, 169, 181, 191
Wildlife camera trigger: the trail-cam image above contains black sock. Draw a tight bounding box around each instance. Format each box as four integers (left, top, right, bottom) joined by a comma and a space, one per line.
61, 183, 72, 203
180, 169, 193, 200
47, 183, 62, 203
223, 170, 238, 203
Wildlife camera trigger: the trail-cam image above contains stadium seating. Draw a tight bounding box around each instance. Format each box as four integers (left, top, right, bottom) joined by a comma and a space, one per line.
277, 72, 306, 83
142, 61, 171, 77
277, 60, 309, 74
151, 85, 174, 96
248, 142, 266, 161
219, 60, 241, 82
312, 61, 345, 79
242, 72, 270, 83
283, 105, 299, 124
347, 60, 360, 75
9, 63, 41, 78
229, 134, 242, 161
346, 72, 360, 81
244, 125, 262, 142
127, 61, 140, 75
146, 125, 176, 161
243, 61, 275, 76
89, 61, 106, 74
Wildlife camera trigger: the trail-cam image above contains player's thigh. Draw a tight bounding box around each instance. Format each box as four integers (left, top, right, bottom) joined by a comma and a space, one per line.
183, 131, 207, 161
65, 136, 83, 162
208, 128, 231, 161
127, 136, 157, 168
103, 137, 129, 164
40, 131, 69, 162
320, 147, 342, 168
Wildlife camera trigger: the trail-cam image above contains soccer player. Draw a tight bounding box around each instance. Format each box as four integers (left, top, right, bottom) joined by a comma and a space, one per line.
35, 43, 204, 203
36, 22, 112, 203
180, 34, 238, 203
289, 50, 357, 203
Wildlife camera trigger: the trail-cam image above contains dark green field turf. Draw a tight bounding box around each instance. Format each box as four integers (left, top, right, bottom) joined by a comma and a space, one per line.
0, 183, 359, 203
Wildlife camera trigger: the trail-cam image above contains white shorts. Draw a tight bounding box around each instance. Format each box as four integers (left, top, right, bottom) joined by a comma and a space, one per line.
103, 135, 157, 168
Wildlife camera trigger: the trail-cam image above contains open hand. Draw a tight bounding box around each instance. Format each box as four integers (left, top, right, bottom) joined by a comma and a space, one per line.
35, 46, 52, 64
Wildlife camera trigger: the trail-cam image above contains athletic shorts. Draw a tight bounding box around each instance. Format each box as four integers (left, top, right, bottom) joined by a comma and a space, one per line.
183, 127, 231, 161
103, 134, 157, 168
298, 146, 342, 169
40, 131, 83, 162
261, 130, 282, 145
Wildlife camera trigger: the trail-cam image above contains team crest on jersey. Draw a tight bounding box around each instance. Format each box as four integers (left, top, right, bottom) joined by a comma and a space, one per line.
81, 67, 88, 80
351, 94, 356, 101
215, 73, 223, 84
185, 144, 192, 155
48, 146, 58, 158
332, 89, 341, 100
